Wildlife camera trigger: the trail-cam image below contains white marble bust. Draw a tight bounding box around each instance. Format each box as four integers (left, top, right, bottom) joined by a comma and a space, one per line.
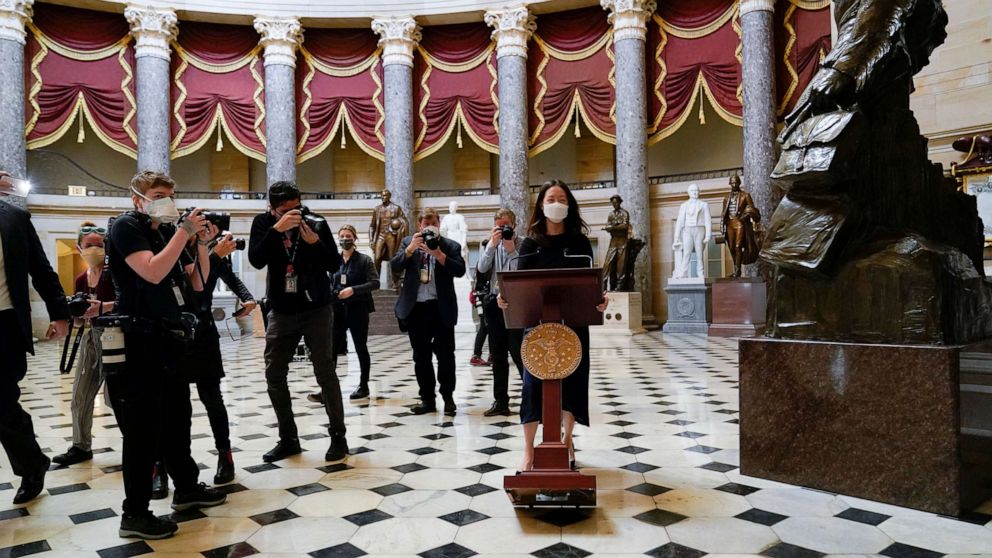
440, 201, 469, 261
672, 184, 712, 279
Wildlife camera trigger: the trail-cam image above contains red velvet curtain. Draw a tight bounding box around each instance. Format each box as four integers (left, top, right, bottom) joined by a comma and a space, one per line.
297, 28, 383, 161
171, 21, 264, 160
528, 6, 615, 155
414, 22, 497, 160
775, 2, 832, 116
25, 3, 137, 157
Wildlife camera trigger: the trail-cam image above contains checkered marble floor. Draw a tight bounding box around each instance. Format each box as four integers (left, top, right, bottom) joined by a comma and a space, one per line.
3, 331, 992, 558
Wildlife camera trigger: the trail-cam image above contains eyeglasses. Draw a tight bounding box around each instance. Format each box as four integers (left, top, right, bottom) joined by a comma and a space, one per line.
79, 226, 107, 236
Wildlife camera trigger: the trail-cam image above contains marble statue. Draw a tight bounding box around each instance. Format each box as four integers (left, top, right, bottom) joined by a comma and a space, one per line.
672, 184, 711, 279
369, 189, 409, 284
440, 201, 469, 262
720, 174, 761, 278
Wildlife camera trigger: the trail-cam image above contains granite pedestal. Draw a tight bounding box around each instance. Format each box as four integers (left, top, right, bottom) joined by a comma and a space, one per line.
662, 278, 711, 334
594, 291, 646, 335
709, 278, 765, 337
740, 337, 992, 516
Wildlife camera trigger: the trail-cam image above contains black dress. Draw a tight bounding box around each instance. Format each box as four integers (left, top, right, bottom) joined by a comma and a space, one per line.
517, 233, 593, 426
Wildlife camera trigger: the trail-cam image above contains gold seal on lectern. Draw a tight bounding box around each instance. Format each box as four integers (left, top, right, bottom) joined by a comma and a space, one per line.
521, 323, 582, 380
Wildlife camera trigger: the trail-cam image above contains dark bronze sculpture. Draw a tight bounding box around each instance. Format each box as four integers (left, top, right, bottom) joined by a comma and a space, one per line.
602, 195, 631, 291
762, 0, 992, 344
369, 189, 408, 287
721, 174, 761, 278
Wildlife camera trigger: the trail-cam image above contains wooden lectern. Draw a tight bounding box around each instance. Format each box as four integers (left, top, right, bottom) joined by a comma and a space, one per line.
497, 267, 603, 507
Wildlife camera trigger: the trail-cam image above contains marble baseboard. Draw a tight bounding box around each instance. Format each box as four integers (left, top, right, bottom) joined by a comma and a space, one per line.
740, 337, 992, 516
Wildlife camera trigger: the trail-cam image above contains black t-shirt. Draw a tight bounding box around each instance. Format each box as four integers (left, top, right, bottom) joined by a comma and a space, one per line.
109, 212, 191, 322
518, 233, 594, 270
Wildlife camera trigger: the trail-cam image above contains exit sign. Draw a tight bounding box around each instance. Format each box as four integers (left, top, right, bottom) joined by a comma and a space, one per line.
68, 185, 87, 196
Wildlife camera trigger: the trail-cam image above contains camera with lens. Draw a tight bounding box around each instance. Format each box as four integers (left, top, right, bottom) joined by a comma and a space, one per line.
234, 238, 246, 250
67, 292, 92, 318
93, 314, 130, 376
499, 225, 514, 240
421, 228, 440, 250
299, 206, 328, 234
182, 208, 231, 232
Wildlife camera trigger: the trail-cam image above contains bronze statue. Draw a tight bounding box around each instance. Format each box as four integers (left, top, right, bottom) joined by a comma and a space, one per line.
602, 195, 631, 291
762, 0, 992, 344
369, 189, 408, 283
721, 175, 761, 278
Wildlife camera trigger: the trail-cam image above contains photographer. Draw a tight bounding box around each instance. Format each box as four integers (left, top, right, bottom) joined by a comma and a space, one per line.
53, 222, 116, 467
476, 209, 525, 417
106, 171, 226, 540
248, 181, 348, 463
392, 208, 466, 415
0, 174, 69, 505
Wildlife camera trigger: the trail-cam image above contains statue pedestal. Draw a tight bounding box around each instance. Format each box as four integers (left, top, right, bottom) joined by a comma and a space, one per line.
593, 292, 646, 335
740, 337, 992, 516
368, 290, 403, 335
709, 278, 766, 337
662, 278, 711, 334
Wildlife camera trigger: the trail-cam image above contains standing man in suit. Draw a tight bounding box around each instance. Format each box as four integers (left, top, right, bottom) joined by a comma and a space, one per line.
391, 208, 466, 415
0, 171, 70, 504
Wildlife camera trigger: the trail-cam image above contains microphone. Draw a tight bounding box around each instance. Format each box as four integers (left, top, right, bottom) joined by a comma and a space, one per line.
508, 249, 541, 268
563, 249, 593, 268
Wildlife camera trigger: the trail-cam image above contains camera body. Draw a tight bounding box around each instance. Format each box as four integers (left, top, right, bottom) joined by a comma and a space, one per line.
299, 206, 327, 234
500, 225, 514, 240
234, 238, 246, 250
67, 292, 92, 318
421, 228, 440, 250
183, 208, 231, 232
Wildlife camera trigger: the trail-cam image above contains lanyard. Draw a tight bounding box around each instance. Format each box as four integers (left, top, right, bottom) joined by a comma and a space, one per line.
283, 231, 300, 271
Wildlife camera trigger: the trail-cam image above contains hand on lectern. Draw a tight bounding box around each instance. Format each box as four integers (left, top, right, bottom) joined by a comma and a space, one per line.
497, 294, 509, 310
596, 293, 608, 313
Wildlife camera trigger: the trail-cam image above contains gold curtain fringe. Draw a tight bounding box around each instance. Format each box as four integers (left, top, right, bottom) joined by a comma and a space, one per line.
251, 57, 266, 148
173, 42, 260, 74
371, 58, 386, 147
24, 31, 48, 137
790, 0, 830, 10
171, 57, 190, 151
778, 3, 800, 116
656, 3, 737, 40
534, 30, 611, 62
419, 42, 494, 73
29, 22, 128, 61
415, 61, 432, 151
27, 93, 137, 158
296, 57, 317, 153
302, 45, 378, 77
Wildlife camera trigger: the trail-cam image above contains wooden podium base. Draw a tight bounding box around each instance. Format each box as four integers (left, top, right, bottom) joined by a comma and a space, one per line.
503, 379, 597, 507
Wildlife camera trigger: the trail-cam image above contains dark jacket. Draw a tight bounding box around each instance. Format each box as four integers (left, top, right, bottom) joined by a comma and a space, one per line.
391, 235, 466, 328
248, 210, 341, 314
202, 253, 254, 311
332, 251, 379, 312
0, 200, 69, 354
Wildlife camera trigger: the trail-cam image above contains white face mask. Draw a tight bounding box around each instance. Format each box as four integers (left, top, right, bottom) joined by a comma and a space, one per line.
132, 187, 179, 224
543, 202, 569, 224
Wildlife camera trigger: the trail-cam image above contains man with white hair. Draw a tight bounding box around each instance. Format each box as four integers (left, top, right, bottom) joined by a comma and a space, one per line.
672, 184, 711, 279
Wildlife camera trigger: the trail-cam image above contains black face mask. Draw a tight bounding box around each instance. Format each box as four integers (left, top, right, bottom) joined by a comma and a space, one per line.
339, 239, 355, 250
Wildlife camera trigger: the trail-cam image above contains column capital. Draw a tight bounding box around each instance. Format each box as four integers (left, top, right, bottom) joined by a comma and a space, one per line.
372, 16, 421, 67
254, 16, 303, 68
484, 6, 536, 60
0, 0, 33, 45
125, 6, 177, 61
601, 0, 656, 42
739, 0, 776, 15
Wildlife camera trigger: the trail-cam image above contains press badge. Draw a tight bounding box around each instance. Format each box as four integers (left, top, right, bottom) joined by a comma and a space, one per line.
172, 283, 185, 306
419, 268, 430, 284
285, 264, 298, 294
340, 274, 347, 285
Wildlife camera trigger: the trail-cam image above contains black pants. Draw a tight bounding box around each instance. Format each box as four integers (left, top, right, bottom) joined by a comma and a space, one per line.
264, 305, 346, 440
195, 379, 230, 451
484, 299, 524, 405
407, 301, 456, 403
0, 311, 46, 479
106, 330, 200, 515
473, 311, 488, 356
334, 303, 371, 385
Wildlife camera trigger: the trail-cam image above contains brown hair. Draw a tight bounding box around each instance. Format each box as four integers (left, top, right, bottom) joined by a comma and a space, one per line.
77, 221, 102, 245
526, 179, 589, 245
494, 208, 516, 227
418, 207, 440, 224
130, 171, 175, 195
338, 224, 358, 238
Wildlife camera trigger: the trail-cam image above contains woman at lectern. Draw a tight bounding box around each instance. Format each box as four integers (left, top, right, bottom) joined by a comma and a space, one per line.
499, 179, 606, 472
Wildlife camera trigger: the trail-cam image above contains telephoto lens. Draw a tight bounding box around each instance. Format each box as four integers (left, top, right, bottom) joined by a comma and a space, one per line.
93, 315, 128, 376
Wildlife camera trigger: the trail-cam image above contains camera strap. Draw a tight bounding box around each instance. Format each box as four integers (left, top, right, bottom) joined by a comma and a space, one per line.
59, 321, 85, 374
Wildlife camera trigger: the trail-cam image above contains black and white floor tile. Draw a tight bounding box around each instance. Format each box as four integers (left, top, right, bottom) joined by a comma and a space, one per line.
3, 329, 992, 557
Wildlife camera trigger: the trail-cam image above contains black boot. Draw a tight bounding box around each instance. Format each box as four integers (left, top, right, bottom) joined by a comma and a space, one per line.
349, 384, 370, 400
214, 449, 235, 485
151, 461, 168, 500
263, 439, 302, 463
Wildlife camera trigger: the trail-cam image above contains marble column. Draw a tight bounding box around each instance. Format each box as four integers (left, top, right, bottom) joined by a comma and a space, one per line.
372, 17, 420, 219
485, 7, 535, 226
0, 0, 33, 207
740, 0, 777, 277
126, 6, 177, 175
255, 17, 302, 186
603, 0, 654, 312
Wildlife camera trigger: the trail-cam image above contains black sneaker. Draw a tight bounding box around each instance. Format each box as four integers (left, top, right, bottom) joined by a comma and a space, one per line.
171, 483, 227, 511
306, 392, 323, 404
52, 446, 93, 467
349, 385, 370, 400
410, 403, 437, 415
151, 461, 169, 500
443, 398, 457, 416
214, 449, 235, 485
483, 402, 511, 417
325, 436, 349, 462
263, 439, 302, 463
119, 512, 178, 540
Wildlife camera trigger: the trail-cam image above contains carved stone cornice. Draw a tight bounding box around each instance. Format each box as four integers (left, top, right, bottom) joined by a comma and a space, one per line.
484, 6, 536, 60
125, 5, 178, 61
601, 0, 656, 42
254, 16, 303, 68
0, 0, 33, 45
372, 16, 421, 67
